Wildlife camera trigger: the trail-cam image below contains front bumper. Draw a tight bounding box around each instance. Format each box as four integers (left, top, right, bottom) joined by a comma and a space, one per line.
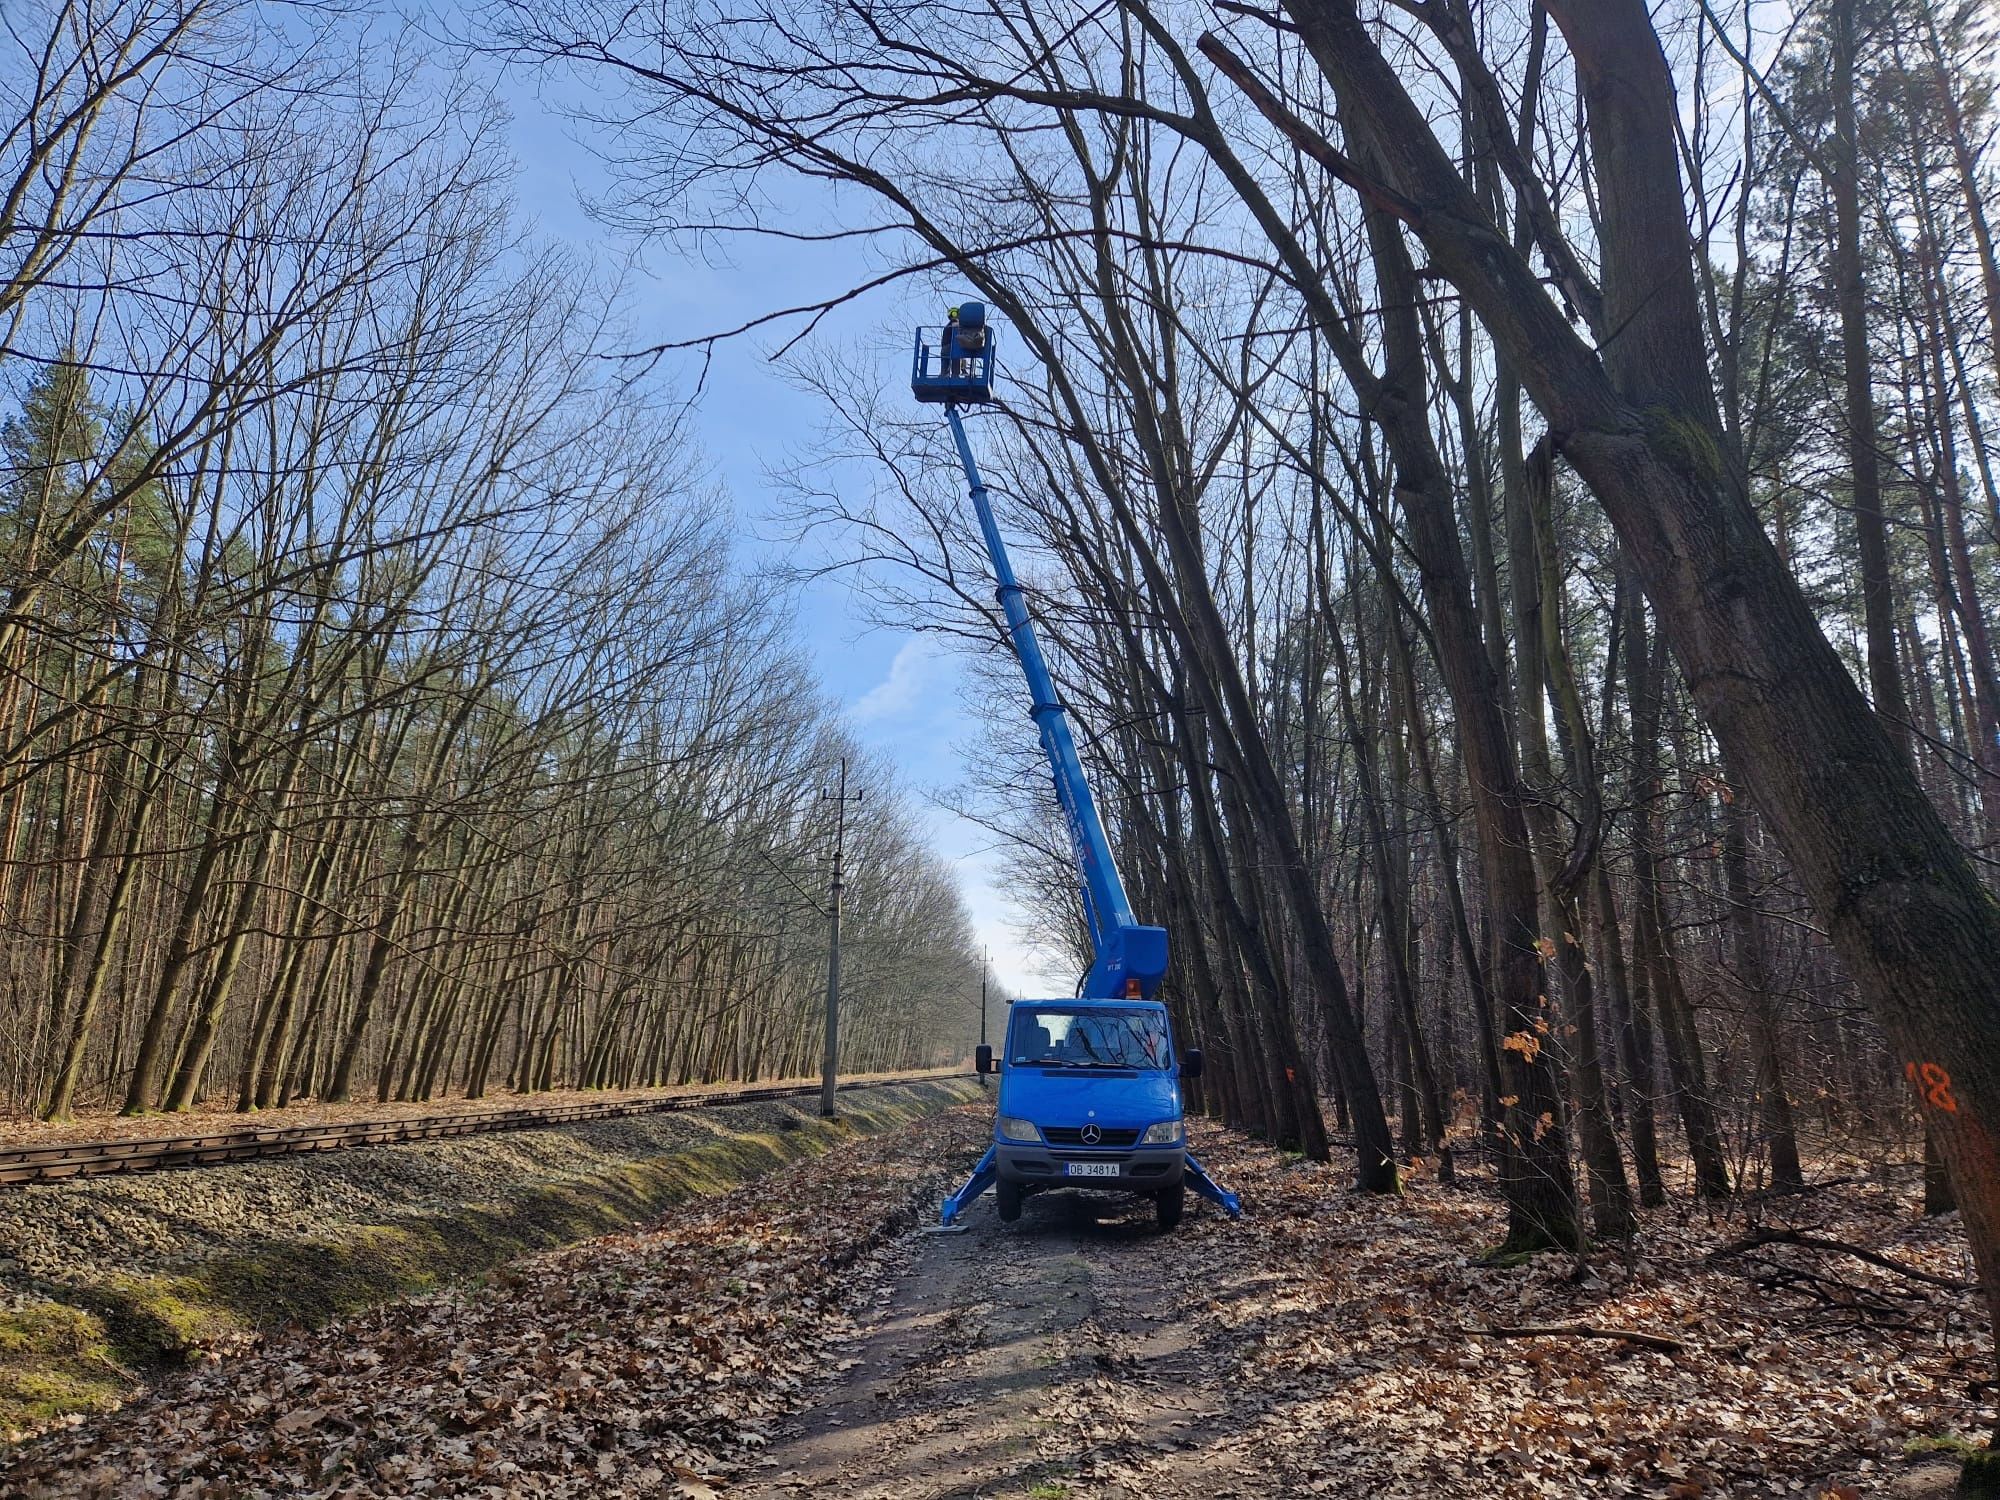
994, 1141, 1185, 1191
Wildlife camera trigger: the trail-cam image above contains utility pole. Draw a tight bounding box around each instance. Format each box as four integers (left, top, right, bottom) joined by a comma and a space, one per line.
821, 758, 863, 1117
978, 946, 990, 1088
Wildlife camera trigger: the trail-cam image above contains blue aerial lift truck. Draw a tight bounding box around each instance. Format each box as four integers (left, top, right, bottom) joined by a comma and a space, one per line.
915, 304, 1242, 1232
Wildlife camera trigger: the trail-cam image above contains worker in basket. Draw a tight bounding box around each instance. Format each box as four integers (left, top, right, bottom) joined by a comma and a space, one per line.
941, 303, 988, 376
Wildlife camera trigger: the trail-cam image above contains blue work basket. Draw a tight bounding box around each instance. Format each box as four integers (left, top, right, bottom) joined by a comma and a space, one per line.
912, 302, 997, 403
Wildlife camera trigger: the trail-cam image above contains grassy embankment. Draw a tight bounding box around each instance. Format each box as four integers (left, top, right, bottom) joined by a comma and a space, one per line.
0, 1078, 981, 1435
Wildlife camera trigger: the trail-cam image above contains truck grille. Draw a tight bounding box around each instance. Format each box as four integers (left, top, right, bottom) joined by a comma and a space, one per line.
1042, 1126, 1140, 1147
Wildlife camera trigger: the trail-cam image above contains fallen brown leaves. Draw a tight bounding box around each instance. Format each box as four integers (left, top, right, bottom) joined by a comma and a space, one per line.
1080, 1126, 1994, 1497
2, 1108, 987, 1498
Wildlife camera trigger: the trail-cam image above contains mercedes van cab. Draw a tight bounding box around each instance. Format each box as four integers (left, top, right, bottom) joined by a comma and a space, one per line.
975, 996, 1203, 1229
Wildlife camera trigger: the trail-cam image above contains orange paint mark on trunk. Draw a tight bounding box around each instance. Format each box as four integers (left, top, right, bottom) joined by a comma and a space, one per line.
1904, 1061, 1959, 1114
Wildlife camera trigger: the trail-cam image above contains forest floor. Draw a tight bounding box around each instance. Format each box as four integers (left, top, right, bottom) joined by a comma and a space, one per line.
2, 1100, 1991, 1498
0, 1067, 965, 1150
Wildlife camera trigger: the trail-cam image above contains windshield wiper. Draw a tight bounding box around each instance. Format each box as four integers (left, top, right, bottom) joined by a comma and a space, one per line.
1036, 1059, 1133, 1070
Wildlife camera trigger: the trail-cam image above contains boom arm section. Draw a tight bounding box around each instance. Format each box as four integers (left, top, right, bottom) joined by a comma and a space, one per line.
926, 386, 1242, 1232
945, 405, 1166, 1000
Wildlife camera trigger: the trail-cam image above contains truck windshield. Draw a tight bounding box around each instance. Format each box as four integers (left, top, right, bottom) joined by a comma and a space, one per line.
1009, 1007, 1172, 1070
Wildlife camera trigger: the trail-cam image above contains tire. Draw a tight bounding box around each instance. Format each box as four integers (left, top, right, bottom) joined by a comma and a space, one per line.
1155, 1182, 1184, 1230
997, 1180, 1023, 1222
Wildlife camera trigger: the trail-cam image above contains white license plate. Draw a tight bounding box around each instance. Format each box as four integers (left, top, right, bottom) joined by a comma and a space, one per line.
1065, 1162, 1121, 1178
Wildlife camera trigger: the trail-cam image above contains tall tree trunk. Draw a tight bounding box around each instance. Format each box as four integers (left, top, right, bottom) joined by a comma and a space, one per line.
1830, 0, 1909, 748
1522, 440, 1634, 1238
121, 774, 240, 1115
1346, 182, 1578, 1250
1594, 858, 1666, 1207
1625, 620, 1732, 1199
1721, 756, 1804, 1190
45, 750, 167, 1119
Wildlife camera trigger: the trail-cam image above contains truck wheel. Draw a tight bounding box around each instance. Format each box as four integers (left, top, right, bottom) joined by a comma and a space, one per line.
997, 1180, 1023, 1222
1155, 1182, 1184, 1230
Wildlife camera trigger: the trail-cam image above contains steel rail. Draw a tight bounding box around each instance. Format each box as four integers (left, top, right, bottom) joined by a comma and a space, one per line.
0, 1073, 969, 1187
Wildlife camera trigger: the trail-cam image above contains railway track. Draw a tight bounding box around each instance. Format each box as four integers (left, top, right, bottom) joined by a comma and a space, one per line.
0, 1073, 968, 1187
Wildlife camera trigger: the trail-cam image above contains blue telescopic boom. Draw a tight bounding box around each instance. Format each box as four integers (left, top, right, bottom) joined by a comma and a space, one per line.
917, 307, 1239, 1229
943, 404, 1168, 1001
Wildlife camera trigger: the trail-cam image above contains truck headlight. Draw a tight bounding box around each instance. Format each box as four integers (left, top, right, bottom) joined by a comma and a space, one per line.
1141, 1119, 1182, 1145
997, 1115, 1040, 1143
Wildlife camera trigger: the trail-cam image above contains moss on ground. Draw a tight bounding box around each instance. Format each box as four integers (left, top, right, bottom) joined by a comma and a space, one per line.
0, 1301, 129, 1431
0, 1079, 975, 1437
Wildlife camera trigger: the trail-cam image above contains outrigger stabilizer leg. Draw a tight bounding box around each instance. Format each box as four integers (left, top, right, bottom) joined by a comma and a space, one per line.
930, 1146, 1241, 1230
929, 1147, 997, 1233
1184, 1153, 1243, 1219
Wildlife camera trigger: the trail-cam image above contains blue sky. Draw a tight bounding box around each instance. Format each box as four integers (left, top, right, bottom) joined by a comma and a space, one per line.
494, 48, 1061, 997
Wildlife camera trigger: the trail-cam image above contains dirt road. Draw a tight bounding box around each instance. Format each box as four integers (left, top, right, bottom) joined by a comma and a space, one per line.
743, 1185, 1280, 1500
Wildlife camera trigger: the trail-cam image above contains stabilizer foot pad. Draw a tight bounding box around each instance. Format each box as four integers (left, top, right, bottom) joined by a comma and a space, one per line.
1185, 1151, 1244, 1219
937, 1145, 999, 1228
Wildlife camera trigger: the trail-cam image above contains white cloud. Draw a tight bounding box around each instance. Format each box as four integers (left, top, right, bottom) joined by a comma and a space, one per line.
922, 803, 1071, 1001
966, 897, 1071, 1001
848, 637, 1070, 999
849, 635, 943, 725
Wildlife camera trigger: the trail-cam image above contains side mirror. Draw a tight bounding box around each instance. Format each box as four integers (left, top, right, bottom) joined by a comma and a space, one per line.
1180, 1047, 1204, 1080
975, 1044, 993, 1075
